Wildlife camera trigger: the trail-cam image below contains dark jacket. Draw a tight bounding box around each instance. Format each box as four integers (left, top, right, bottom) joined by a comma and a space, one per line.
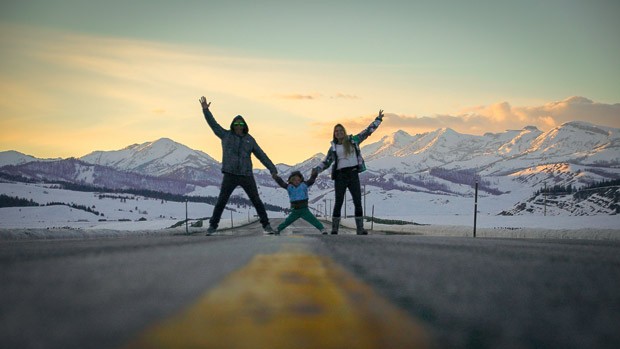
202, 109, 277, 176
314, 117, 382, 180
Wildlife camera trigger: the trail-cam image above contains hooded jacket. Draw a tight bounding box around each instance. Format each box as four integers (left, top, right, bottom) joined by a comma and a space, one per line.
202, 109, 277, 176
314, 117, 382, 180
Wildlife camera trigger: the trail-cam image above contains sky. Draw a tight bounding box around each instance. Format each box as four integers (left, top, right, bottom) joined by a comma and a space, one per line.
1, 0, 619, 165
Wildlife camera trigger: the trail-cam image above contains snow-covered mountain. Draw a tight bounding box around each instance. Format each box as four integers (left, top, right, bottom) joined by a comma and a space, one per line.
0, 150, 58, 167
362, 122, 617, 172
520, 121, 619, 165
499, 181, 620, 216
1, 121, 619, 216
0, 158, 193, 194
81, 138, 219, 175
80, 138, 223, 186
361, 121, 618, 182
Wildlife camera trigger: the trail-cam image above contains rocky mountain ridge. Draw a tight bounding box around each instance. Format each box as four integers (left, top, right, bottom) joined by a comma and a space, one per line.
1, 121, 618, 215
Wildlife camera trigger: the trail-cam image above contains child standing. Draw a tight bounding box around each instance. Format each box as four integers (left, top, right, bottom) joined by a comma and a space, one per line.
273, 171, 327, 235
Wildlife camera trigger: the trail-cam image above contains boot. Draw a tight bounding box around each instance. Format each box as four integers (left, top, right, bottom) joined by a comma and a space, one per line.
331, 217, 340, 235
355, 216, 368, 235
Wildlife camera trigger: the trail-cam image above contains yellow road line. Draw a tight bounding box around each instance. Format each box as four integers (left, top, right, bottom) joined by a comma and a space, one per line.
124, 252, 432, 349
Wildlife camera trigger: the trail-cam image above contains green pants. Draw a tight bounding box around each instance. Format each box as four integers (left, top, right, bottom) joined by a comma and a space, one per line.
277, 207, 324, 232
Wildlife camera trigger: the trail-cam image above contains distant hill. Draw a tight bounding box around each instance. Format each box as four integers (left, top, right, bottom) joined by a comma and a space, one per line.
2, 121, 619, 216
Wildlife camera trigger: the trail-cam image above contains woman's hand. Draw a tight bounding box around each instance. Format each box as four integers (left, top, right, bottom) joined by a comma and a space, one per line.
377, 109, 384, 120
199, 96, 211, 109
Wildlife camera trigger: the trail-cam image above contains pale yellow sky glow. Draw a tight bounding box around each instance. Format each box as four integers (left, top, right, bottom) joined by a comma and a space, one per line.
1, 0, 619, 166
0, 24, 430, 162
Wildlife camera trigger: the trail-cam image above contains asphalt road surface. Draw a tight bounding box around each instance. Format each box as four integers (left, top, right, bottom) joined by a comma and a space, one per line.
1, 220, 619, 349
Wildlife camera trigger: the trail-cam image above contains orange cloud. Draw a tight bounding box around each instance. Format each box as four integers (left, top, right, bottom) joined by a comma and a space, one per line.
461, 96, 620, 132
310, 97, 620, 139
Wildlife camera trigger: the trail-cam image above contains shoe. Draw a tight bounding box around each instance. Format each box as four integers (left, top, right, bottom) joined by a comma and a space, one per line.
321, 230, 328, 235
331, 217, 340, 235
355, 217, 368, 235
206, 225, 216, 236
274, 228, 281, 236
263, 224, 275, 234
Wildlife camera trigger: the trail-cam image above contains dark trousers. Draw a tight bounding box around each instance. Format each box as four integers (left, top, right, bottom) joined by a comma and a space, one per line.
332, 167, 363, 218
209, 173, 270, 228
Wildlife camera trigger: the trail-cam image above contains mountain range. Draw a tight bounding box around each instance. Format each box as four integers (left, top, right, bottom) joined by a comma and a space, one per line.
1, 121, 619, 216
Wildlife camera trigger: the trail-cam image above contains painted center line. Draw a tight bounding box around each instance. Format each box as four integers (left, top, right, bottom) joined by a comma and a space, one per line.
124, 250, 431, 349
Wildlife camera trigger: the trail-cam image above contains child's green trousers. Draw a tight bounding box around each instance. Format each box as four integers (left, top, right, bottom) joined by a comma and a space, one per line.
277, 207, 324, 232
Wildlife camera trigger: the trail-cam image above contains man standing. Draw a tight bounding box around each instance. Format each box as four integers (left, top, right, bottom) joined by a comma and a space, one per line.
199, 96, 277, 235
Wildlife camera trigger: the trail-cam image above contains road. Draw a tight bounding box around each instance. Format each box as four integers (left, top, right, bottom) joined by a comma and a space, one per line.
1, 220, 619, 349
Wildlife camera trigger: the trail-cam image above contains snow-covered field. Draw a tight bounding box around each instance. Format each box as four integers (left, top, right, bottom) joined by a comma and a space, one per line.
1, 181, 618, 241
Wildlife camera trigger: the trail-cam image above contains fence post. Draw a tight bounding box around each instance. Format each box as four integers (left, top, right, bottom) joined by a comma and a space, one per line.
473, 181, 478, 238
371, 205, 375, 231
543, 182, 547, 216
363, 184, 366, 217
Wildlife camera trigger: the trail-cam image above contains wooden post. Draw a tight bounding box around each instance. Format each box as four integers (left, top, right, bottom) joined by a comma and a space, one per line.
371, 205, 375, 231
473, 182, 478, 238
544, 182, 547, 216
363, 184, 367, 218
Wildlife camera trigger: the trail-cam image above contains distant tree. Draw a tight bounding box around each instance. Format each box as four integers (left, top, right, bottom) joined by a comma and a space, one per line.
534, 184, 574, 196
0, 194, 40, 208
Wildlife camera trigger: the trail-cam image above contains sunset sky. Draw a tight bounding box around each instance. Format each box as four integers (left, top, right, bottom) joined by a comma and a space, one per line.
1, 0, 619, 165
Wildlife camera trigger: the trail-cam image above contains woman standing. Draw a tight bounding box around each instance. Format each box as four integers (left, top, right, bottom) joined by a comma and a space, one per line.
312, 110, 384, 235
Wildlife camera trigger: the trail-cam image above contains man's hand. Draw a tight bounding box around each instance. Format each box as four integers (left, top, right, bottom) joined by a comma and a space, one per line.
377, 109, 384, 121
199, 96, 211, 109
311, 168, 318, 177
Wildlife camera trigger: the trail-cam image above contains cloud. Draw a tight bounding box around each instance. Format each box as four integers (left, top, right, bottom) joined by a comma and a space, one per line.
2, 23, 618, 163
276, 93, 322, 100
521, 97, 620, 126
275, 92, 360, 100
310, 97, 620, 139
331, 93, 360, 100
459, 97, 620, 132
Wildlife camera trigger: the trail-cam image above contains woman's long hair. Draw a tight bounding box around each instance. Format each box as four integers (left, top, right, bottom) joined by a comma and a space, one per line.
333, 124, 353, 156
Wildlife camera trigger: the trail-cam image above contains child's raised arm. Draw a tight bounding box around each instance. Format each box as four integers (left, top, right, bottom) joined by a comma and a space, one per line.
306, 170, 318, 186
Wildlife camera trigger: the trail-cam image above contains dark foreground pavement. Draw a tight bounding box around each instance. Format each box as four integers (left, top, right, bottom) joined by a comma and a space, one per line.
1, 220, 619, 348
